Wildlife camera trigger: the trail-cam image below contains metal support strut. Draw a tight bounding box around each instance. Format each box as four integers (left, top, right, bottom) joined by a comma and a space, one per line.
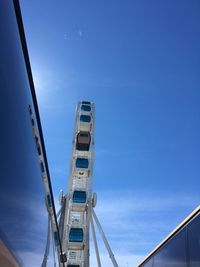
91, 215, 101, 267
92, 209, 119, 267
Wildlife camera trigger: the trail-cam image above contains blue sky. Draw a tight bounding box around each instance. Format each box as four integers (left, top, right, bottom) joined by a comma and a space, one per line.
20, 0, 200, 266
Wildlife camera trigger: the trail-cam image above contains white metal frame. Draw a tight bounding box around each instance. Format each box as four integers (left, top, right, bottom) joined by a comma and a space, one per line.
58, 102, 119, 267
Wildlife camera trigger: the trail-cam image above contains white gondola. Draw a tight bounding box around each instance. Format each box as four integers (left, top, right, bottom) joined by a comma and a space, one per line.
79, 114, 92, 132
71, 190, 87, 212
68, 227, 84, 250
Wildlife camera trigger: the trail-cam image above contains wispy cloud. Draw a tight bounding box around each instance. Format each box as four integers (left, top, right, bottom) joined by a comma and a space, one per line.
90, 249, 143, 267
90, 189, 200, 266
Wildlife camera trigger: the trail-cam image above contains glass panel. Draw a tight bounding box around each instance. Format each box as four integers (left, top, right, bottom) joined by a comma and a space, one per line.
187, 214, 200, 267
69, 228, 83, 242
0, 1, 49, 266
75, 158, 89, 169
40, 162, 45, 172
68, 251, 77, 260
82, 101, 91, 105
76, 131, 91, 151
80, 132, 90, 138
46, 194, 52, 208
73, 191, 86, 203
153, 229, 187, 267
80, 115, 91, 123
81, 104, 91, 112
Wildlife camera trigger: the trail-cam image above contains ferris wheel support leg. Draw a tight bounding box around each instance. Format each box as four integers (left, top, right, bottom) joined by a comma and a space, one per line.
91, 215, 102, 267
92, 209, 119, 267
41, 216, 51, 267
56, 207, 62, 219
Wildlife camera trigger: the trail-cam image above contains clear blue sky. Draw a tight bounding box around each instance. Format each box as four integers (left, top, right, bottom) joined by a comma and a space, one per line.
20, 0, 200, 266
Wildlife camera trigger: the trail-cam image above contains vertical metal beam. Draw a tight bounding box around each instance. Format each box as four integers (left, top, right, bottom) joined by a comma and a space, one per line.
91, 215, 101, 267
42, 217, 51, 267
92, 209, 119, 267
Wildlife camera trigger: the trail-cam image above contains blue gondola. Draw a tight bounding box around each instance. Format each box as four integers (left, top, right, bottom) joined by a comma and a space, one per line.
69, 228, 83, 242
80, 114, 91, 123
73, 191, 86, 203
75, 158, 89, 169
81, 104, 91, 112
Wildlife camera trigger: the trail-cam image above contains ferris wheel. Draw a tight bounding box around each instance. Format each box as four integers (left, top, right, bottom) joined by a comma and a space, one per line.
29, 101, 119, 267
58, 101, 119, 267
